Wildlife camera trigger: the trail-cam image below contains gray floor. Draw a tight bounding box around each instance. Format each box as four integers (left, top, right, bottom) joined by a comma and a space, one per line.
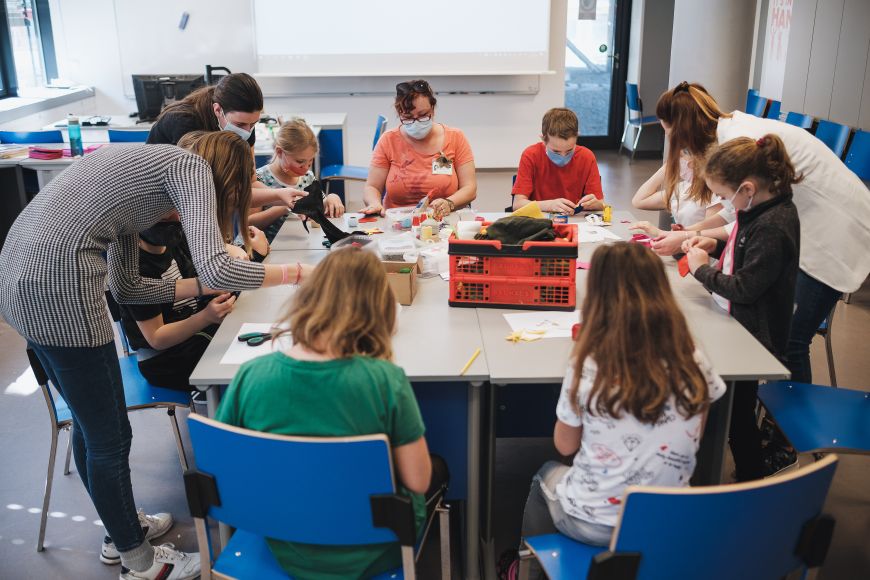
1, 151, 867, 579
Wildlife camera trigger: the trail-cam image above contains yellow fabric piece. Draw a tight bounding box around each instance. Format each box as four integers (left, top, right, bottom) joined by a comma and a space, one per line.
510, 201, 545, 220
505, 329, 546, 343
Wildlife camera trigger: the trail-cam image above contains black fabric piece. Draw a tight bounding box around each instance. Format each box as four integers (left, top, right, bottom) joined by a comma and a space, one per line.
294, 180, 352, 244
140, 221, 184, 248
137, 327, 217, 390
474, 216, 556, 245
587, 552, 641, 580
692, 192, 800, 359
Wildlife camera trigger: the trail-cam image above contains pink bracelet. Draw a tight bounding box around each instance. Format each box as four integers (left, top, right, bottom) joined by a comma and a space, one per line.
280, 263, 290, 285
294, 262, 302, 285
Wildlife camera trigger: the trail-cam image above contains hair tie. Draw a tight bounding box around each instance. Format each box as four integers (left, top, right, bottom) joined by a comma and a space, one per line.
673, 81, 690, 95
756, 137, 767, 147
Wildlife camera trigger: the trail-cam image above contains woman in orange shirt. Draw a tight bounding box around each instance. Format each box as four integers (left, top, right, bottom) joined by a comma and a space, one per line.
362, 79, 477, 218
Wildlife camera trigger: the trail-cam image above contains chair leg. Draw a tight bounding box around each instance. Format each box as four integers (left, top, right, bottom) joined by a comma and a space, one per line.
38, 427, 60, 551
619, 122, 629, 157
824, 311, 837, 388
401, 545, 416, 580
843, 292, 851, 304
631, 125, 643, 163
194, 517, 213, 580
517, 547, 533, 580
438, 503, 451, 580
63, 428, 72, 475
168, 408, 189, 471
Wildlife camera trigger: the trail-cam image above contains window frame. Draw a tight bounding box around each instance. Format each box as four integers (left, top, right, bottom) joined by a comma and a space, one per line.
0, 0, 59, 99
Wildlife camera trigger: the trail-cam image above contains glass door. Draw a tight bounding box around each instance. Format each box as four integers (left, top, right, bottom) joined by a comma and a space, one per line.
565, 0, 631, 148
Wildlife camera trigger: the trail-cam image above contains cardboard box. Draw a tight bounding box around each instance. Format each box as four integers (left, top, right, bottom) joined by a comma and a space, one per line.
383, 259, 420, 305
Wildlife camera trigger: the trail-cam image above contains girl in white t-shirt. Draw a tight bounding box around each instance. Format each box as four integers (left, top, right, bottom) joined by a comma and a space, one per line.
520, 242, 725, 547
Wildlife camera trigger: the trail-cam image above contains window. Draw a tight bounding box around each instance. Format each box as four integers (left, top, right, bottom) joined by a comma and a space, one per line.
0, 0, 57, 98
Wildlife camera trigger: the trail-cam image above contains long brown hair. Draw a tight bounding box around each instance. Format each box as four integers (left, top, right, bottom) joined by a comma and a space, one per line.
278, 248, 396, 359
705, 134, 803, 197
178, 131, 253, 252
569, 243, 710, 423
656, 82, 732, 208
157, 73, 264, 132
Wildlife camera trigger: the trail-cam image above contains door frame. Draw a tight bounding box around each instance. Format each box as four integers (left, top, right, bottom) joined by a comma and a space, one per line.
574, 0, 633, 150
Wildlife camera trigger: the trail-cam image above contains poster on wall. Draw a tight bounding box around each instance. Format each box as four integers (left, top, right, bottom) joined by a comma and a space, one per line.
759, 0, 793, 101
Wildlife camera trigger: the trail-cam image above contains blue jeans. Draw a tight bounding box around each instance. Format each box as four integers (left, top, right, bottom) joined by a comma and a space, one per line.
29, 341, 144, 552
786, 270, 842, 384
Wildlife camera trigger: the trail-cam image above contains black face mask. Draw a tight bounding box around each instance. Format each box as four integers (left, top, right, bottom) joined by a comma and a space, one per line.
140, 221, 184, 248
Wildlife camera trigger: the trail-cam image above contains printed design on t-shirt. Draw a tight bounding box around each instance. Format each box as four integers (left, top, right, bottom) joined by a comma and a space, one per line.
621, 434, 642, 452
685, 422, 702, 442
655, 444, 694, 471
622, 467, 654, 486
581, 505, 596, 519
579, 472, 600, 492
606, 496, 622, 505
589, 443, 622, 467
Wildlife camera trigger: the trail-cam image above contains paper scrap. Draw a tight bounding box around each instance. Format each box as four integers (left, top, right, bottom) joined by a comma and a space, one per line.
576, 261, 591, 270
439, 272, 450, 281
577, 224, 622, 243
503, 311, 580, 339
220, 322, 292, 365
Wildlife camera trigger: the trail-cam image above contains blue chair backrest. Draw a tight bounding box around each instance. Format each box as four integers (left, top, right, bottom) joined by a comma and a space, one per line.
611, 455, 838, 579
814, 120, 851, 158
785, 112, 814, 129
844, 129, 870, 180
0, 130, 64, 144
186, 414, 399, 545
372, 115, 388, 150
108, 130, 149, 143
745, 94, 767, 117
626, 82, 642, 113
765, 100, 782, 120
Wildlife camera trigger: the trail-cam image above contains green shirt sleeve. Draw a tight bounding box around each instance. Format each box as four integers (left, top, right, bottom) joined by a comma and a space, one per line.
388, 367, 426, 447
215, 366, 246, 426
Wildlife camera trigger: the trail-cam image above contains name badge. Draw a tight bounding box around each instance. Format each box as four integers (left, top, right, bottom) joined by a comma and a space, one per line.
432, 153, 453, 175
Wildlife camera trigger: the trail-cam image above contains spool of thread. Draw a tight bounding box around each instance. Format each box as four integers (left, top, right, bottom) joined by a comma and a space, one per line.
347, 215, 359, 228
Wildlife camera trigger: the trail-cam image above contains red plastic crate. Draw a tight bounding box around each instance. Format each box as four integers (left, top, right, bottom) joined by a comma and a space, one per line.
448, 223, 577, 310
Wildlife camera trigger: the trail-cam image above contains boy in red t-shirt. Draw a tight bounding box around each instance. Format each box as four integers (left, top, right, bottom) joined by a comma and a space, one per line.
512, 108, 605, 213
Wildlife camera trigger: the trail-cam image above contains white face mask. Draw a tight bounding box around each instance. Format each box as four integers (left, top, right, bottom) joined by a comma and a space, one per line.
402, 118, 433, 140
218, 108, 253, 141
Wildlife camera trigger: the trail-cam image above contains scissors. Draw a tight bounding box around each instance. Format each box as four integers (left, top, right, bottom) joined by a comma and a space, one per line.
237, 331, 273, 347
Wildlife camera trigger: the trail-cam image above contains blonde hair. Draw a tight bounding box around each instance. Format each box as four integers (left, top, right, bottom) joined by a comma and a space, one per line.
656, 82, 732, 209
178, 130, 253, 254
276, 248, 396, 359
569, 243, 710, 423
272, 118, 318, 163
704, 134, 803, 197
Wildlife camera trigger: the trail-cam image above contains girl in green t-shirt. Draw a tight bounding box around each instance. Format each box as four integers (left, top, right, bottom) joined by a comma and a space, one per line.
216, 247, 434, 579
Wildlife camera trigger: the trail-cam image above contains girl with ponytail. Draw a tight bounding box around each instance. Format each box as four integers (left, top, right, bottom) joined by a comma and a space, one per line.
683, 133, 801, 480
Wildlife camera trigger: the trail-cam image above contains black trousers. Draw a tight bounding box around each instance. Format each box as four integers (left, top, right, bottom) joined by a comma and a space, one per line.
136, 326, 216, 391
729, 380, 765, 481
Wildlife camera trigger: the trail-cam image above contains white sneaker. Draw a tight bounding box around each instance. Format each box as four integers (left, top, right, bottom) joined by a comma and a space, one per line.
101, 509, 174, 564
119, 543, 201, 580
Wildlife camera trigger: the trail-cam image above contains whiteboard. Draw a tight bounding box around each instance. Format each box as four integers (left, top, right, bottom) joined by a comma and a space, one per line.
113, 0, 257, 98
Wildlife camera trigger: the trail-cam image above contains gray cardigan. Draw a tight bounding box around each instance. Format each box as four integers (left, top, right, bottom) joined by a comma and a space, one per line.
0, 144, 265, 348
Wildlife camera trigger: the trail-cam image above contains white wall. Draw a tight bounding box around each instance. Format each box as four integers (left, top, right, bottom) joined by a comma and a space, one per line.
668, 0, 756, 113
781, 0, 870, 129
46, 0, 569, 169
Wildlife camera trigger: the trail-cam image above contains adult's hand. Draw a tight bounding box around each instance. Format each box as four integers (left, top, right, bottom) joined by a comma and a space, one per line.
361, 201, 385, 216
274, 187, 308, 209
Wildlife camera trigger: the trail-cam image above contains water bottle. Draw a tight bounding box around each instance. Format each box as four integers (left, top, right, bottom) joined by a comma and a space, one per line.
67, 115, 84, 157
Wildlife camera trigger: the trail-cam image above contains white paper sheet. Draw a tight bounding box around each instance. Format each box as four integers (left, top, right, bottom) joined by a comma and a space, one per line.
220, 322, 293, 365
577, 224, 623, 243
503, 311, 580, 339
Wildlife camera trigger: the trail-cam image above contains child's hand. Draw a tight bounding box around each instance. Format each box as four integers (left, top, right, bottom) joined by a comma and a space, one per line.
539, 198, 577, 214
324, 194, 345, 218
682, 235, 717, 254
225, 243, 249, 261
202, 292, 236, 324
578, 194, 603, 211
629, 221, 663, 237
650, 231, 685, 256
248, 226, 269, 256
686, 247, 709, 273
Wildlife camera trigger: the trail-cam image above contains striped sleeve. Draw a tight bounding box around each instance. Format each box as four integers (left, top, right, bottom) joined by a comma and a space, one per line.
107, 233, 176, 304
163, 155, 266, 291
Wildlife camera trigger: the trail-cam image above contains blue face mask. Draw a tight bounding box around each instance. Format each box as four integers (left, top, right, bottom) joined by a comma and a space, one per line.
402, 118, 433, 140
546, 147, 575, 167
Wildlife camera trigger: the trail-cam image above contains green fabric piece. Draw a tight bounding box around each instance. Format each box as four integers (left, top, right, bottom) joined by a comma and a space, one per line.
474, 216, 556, 244
216, 352, 427, 580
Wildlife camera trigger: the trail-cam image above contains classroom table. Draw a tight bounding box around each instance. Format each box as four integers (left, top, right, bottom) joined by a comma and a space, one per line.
188, 210, 789, 580
189, 234, 489, 579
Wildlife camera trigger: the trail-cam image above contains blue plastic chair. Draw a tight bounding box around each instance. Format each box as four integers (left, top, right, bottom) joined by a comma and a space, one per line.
765, 100, 782, 120
0, 130, 64, 144
518, 455, 839, 580
745, 93, 768, 117
844, 129, 870, 180
26, 346, 190, 552
759, 382, 870, 455
320, 115, 388, 196
184, 414, 451, 580
785, 112, 814, 129
814, 120, 851, 158
619, 83, 659, 163
108, 129, 150, 143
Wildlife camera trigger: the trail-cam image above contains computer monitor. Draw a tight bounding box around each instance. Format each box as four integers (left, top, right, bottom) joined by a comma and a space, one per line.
132, 74, 206, 122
